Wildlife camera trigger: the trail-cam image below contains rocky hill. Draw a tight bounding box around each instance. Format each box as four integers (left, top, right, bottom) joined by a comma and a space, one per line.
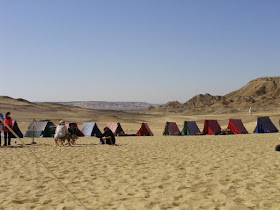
148, 77, 280, 113
225, 77, 280, 105
185, 94, 228, 108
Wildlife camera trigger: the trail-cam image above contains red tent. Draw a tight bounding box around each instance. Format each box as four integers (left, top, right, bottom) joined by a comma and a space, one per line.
136, 123, 153, 136
163, 122, 181, 135
66, 123, 84, 137
202, 120, 221, 135
227, 119, 248, 134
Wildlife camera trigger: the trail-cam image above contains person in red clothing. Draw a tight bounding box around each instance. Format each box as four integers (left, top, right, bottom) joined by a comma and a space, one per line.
4, 112, 13, 146
0, 114, 3, 146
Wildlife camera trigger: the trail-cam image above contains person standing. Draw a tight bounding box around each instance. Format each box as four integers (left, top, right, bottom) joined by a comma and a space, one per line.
4, 112, 13, 146
249, 107, 252, 116
0, 114, 3, 146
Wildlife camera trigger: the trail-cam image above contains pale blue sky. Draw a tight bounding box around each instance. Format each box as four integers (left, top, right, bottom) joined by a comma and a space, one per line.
0, 0, 279, 103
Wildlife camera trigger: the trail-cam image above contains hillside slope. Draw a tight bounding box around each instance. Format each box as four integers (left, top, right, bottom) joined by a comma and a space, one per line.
225, 77, 280, 105
148, 77, 280, 113
0, 96, 148, 124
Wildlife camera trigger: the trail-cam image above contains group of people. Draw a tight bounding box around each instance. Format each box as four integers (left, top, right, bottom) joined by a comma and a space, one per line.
54, 120, 116, 146
0, 112, 13, 147
54, 121, 79, 146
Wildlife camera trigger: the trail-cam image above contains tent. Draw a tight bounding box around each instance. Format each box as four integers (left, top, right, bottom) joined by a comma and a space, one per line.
0, 113, 3, 127
81, 122, 102, 137
254, 117, 278, 133
181, 121, 201, 135
25, 120, 56, 137
10, 120, 24, 138
227, 119, 248, 134
136, 123, 153, 136
202, 120, 221, 135
107, 122, 125, 136
66, 123, 84, 137
163, 122, 180, 135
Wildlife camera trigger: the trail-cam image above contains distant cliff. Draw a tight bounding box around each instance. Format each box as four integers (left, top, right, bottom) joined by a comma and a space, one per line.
56, 101, 155, 111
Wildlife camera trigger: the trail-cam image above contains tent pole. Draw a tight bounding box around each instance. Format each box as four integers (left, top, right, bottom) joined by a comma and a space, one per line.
32, 119, 37, 144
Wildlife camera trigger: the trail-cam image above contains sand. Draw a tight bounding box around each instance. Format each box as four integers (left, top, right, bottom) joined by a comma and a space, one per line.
0, 132, 280, 210
0, 100, 280, 210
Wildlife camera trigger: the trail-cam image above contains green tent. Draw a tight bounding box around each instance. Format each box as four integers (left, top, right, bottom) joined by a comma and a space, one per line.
25, 120, 56, 138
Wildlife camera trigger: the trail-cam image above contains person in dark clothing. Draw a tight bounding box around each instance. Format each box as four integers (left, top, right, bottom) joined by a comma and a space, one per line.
0, 118, 3, 146
100, 127, 115, 145
67, 123, 78, 145
4, 112, 13, 146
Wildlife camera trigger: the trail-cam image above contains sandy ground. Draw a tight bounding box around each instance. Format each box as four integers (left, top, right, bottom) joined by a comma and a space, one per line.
0, 109, 279, 209
0, 132, 280, 210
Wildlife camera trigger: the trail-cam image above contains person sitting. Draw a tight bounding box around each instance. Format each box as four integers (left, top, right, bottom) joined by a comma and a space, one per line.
4, 112, 13, 147
100, 127, 115, 145
54, 120, 69, 146
68, 123, 78, 145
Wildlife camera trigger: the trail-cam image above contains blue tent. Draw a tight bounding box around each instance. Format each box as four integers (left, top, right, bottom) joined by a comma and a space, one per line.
81, 122, 102, 137
253, 117, 278, 133
181, 121, 201, 135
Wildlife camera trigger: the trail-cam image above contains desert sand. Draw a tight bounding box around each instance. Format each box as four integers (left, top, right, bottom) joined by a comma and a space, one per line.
0, 110, 280, 210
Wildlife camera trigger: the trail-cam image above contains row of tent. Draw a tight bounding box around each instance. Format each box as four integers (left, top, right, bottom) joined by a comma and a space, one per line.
2, 116, 279, 139
163, 117, 279, 135
23, 121, 154, 138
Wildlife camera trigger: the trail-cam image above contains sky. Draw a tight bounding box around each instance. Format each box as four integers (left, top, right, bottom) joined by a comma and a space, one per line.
0, 0, 279, 104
